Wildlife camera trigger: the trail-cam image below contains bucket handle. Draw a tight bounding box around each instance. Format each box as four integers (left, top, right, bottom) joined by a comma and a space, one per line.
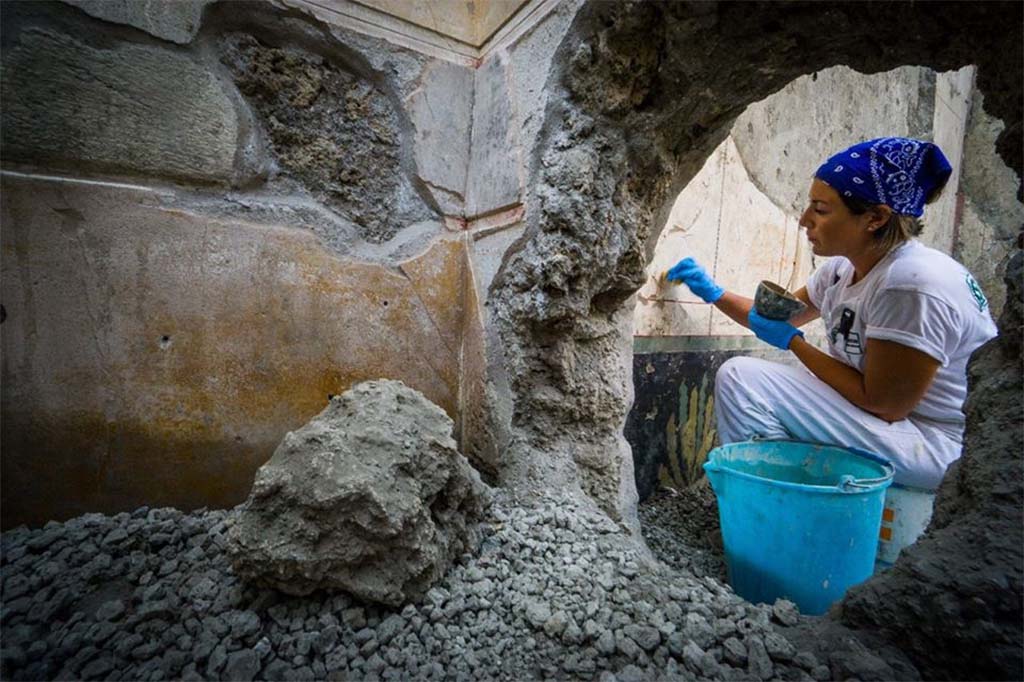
838, 473, 892, 491
747, 437, 895, 490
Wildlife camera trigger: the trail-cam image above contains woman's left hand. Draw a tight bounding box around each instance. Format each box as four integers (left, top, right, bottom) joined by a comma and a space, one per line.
748, 309, 804, 350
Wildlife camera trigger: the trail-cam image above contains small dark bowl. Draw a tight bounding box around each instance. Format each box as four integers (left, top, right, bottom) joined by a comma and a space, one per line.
754, 280, 807, 321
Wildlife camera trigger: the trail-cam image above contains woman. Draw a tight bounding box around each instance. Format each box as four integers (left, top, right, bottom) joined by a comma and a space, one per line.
667, 137, 997, 490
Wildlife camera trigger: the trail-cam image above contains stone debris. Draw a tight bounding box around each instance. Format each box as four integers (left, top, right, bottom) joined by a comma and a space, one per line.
772, 598, 801, 627
0, 486, 915, 682
226, 379, 490, 606
638, 482, 727, 582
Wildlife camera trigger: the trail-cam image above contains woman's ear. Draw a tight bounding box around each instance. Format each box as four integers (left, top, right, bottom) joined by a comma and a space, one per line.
866, 205, 893, 232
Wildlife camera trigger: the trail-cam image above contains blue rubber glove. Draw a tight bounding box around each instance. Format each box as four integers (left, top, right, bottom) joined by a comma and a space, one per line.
748, 309, 804, 350
665, 257, 725, 303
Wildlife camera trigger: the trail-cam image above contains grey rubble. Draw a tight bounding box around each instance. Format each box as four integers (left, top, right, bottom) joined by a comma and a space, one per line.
0, 491, 911, 682
639, 482, 726, 583
226, 379, 490, 606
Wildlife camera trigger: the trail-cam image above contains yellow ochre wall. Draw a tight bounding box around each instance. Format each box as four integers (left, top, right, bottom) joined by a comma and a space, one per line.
1, 174, 477, 528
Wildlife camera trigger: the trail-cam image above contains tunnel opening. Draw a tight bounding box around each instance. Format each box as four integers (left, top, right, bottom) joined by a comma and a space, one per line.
627, 60, 1022, 596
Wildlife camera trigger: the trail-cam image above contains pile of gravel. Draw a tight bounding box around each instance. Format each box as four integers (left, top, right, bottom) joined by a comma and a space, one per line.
639, 481, 726, 582
2, 494, 852, 681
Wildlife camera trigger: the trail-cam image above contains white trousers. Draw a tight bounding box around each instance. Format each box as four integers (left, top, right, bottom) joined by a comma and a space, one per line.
713, 356, 962, 491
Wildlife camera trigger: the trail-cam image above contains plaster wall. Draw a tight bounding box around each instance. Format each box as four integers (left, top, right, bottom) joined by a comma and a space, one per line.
1, 172, 474, 527
352, 0, 529, 47
0, 0, 579, 527
635, 135, 814, 339
955, 91, 1024, 318
1, 1, 455, 528
635, 64, 994, 343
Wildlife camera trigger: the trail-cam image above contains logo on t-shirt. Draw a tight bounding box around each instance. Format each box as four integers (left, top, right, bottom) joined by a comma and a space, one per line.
966, 273, 988, 312
829, 307, 863, 356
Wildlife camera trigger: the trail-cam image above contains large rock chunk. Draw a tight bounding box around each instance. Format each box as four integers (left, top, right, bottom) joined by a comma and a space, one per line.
226, 379, 489, 606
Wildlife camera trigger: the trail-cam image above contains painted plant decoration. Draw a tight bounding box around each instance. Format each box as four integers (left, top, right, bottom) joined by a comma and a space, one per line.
660, 373, 717, 489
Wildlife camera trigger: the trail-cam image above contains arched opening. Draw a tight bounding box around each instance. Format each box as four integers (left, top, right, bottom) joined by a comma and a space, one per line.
628, 62, 1021, 580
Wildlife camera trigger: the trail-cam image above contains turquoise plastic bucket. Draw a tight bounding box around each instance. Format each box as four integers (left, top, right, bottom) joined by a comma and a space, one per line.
703, 440, 894, 615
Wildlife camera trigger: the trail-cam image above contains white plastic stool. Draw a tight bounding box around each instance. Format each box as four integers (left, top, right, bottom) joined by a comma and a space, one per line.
874, 483, 936, 573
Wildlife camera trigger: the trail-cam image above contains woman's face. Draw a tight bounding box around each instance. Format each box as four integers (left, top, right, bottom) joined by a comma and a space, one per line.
798, 179, 876, 258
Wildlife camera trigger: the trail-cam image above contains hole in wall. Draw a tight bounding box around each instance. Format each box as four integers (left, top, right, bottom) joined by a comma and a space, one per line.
158, 335, 172, 350
629, 62, 1016, 601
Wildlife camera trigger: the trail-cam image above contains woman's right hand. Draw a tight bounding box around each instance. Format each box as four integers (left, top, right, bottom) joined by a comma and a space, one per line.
665, 257, 725, 303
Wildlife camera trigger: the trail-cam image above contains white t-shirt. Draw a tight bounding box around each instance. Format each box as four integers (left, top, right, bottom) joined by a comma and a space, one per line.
806, 240, 998, 441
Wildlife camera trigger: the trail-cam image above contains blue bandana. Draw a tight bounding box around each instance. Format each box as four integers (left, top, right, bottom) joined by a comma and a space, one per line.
815, 137, 952, 217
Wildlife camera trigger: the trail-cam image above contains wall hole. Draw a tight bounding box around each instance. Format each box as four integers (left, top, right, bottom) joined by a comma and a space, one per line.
159, 335, 172, 350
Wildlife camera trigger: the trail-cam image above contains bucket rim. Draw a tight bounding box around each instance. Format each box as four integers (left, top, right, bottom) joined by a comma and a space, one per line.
703, 438, 895, 494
